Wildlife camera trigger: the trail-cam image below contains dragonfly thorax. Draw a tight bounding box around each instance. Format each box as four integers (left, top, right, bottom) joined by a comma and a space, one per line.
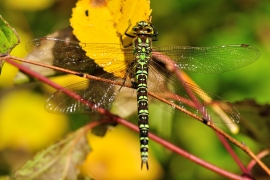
132, 21, 154, 36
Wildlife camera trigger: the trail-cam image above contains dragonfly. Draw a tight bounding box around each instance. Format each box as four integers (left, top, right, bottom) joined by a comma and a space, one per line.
25, 21, 260, 170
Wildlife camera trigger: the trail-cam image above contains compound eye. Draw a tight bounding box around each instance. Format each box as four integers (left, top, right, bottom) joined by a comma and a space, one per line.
133, 27, 138, 31
146, 27, 152, 33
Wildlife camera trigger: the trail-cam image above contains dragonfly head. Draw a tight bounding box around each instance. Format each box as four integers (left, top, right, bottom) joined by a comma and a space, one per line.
132, 21, 154, 36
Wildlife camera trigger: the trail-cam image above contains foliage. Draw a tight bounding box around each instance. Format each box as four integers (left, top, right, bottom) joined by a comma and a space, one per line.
12, 126, 90, 180
0, 15, 19, 54
0, 0, 270, 180
0, 15, 19, 74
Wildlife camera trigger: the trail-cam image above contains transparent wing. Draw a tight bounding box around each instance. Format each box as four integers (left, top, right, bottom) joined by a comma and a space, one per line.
80, 42, 134, 78
26, 38, 134, 75
26, 38, 260, 75
45, 73, 135, 114
152, 44, 260, 73
27, 38, 253, 122
26, 37, 99, 71
147, 61, 240, 124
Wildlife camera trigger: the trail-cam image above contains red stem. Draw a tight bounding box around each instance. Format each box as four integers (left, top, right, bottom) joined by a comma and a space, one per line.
247, 149, 270, 172
117, 117, 250, 180
6, 59, 252, 179
172, 66, 250, 175
216, 132, 250, 175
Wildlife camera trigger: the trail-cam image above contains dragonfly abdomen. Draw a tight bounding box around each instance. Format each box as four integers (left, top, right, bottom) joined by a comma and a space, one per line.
133, 35, 152, 170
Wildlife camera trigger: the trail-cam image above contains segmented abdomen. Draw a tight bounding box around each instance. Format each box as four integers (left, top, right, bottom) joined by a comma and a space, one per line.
133, 36, 152, 169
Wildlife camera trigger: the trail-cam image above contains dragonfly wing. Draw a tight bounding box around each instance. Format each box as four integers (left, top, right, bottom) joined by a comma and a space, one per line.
45, 73, 135, 114
81, 43, 134, 78
26, 37, 100, 71
152, 44, 260, 73
26, 38, 134, 77
148, 61, 240, 124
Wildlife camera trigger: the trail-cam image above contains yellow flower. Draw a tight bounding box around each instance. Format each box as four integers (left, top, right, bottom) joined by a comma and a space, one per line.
0, 90, 68, 151
70, 0, 152, 78
2, 0, 55, 11
81, 126, 164, 180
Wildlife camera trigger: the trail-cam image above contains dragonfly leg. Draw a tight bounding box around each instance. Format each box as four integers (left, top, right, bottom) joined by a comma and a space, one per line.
118, 62, 135, 92
146, 16, 158, 41
125, 20, 136, 38
119, 20, 135, 48
119, 36, 132, 48
150, 24, 159, 41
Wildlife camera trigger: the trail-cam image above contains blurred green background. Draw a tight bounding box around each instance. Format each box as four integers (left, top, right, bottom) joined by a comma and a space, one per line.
0, 0, 269, 179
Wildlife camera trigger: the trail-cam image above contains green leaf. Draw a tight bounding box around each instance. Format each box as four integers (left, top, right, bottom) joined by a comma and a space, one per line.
0, 15, 20, 74
0, 176, 11, 180
12, 127, 91, 180
0, 15, 20, 54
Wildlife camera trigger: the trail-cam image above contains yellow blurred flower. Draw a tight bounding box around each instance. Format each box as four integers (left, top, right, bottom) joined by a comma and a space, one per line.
0, 90, 68, 151
2, 0, 55, 11
80, 126, 164, 180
